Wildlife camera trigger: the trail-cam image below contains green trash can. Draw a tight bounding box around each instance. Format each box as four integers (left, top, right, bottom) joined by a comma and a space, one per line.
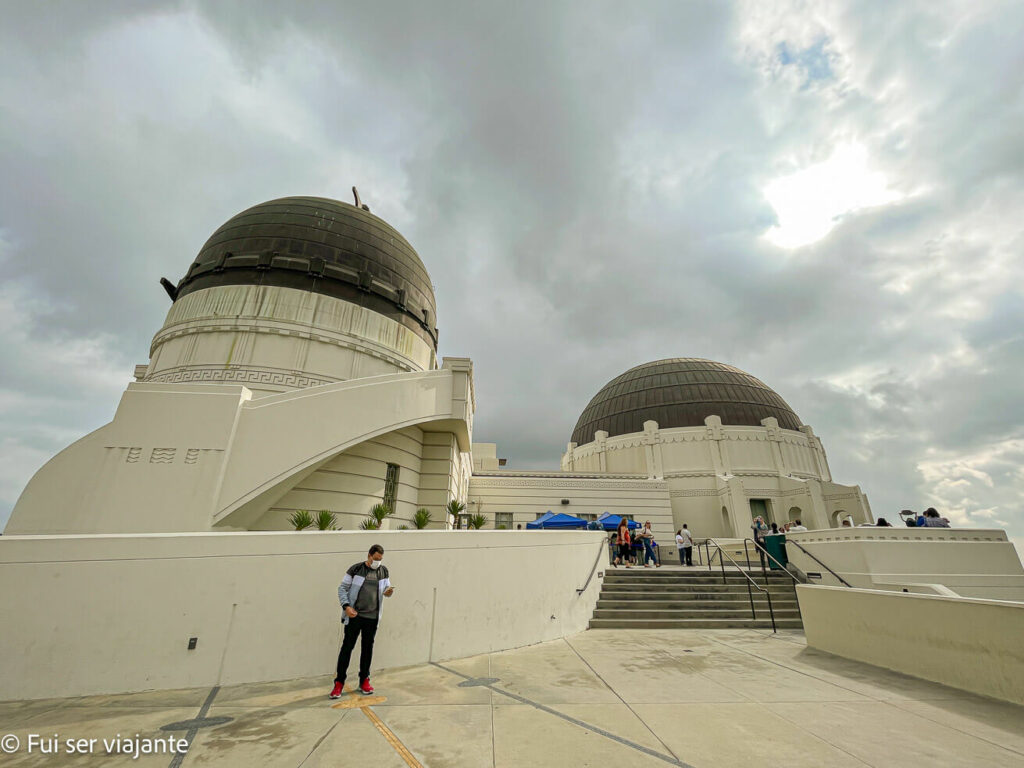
763, 534, 788, 570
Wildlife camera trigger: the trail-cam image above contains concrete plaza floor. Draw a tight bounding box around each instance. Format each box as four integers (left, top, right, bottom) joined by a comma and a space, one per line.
2, 629, 1023, 767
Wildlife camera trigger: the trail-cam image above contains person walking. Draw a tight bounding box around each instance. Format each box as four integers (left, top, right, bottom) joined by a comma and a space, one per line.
676, 525, 693, 566
613, 518, 632, 568
330, 544, 394, 698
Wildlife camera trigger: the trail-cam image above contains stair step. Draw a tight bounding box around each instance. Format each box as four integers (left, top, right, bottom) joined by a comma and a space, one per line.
600, 586, 797, 596
596, 599, 798, 609
598, 593, 798, 598
588, 618, 804, 630
593, 608, 801, 619
602, 573, 794, 581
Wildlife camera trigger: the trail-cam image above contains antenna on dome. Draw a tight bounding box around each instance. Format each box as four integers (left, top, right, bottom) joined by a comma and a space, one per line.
352, 186, 370, 212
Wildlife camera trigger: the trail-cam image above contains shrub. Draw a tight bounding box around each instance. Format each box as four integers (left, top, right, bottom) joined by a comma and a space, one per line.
468, 513, 486, 529
359, 517, 380, 530
315, 510, 337, 530
413, 508, 432, 529
446, 499, 466, 527
289, 510, 313, 530
370, 502, 394, 527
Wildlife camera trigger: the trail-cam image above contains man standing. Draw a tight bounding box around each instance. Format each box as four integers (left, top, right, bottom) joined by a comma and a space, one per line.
330, 544, 394, 698
675, 524, 694, 566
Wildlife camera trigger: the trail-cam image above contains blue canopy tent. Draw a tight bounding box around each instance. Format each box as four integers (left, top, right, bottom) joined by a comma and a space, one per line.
596, 512, 641, 531
526, 511, 588, 529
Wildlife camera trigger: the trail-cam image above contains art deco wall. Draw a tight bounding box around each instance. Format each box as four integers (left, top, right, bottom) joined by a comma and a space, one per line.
562, 416, 872, 537
143, 285, 436, 397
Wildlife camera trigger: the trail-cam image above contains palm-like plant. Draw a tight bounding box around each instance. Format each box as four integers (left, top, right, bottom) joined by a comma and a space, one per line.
359, 517, 380, 530
289, 510, 313, 530
413, 508, 432, 529
468, 513, 487, 529
446, 499, 466, 528
370, 502, 394, 527
314, 510, 337, 530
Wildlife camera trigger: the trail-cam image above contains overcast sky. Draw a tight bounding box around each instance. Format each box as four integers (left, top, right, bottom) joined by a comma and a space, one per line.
1, 1, 1022, 552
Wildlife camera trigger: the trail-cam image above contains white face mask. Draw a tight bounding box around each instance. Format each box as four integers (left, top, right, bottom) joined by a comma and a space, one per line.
369, 559, 382, 570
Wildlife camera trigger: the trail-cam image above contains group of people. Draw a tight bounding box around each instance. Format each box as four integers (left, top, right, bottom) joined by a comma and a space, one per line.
750, 516, 808, 541
611, 519, 663, 567
903, 507, 952, 527
609, 519, 701, 567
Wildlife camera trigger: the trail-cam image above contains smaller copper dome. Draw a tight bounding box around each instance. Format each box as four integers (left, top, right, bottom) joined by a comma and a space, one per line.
572, 358, 802, 444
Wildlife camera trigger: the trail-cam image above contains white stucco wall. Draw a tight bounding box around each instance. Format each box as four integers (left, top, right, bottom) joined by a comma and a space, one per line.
0, 530, 606, 701
797, 585, 1024, 705
6, 362, 474, 535
253, 427, 427, 530
468, 471, 673, 538
786, 527, 1024, 600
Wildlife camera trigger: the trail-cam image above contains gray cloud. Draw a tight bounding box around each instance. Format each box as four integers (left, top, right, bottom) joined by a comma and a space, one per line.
1, 1, 1022, 555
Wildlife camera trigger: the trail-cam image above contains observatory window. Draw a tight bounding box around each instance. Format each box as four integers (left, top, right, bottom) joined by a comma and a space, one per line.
383, 463, 400, 511
495, 512, 513, 529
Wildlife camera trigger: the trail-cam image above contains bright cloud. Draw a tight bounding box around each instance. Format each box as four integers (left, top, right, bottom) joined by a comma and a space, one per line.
763, 142, 904, 248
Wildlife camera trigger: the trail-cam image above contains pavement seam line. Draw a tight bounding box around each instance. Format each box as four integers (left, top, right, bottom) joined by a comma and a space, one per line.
361, 706, 424, 768
297, 710, 350, 767
562, 636, 682, 763
878, 698, 1024, 759
431, 661, 694, 768
488, 653, 497, 768
168, 685, 219, 768
701, 633, 878, 767
633, 632, 872, 768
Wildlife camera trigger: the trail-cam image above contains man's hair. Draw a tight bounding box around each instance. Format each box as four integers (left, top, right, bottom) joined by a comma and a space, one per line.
794, 519, 801, 525
368, 544, 384, 556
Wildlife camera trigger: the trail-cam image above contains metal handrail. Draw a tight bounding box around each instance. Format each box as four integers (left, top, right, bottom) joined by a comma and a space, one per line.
705, 538, 777, 633
784, 538, 853, 588
577, 539, 608, 595
743, 538, 800, 587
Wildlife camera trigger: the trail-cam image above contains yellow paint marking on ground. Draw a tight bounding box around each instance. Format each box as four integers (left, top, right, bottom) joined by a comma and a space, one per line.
330, 693, 388, 709
361, 705, 424, 768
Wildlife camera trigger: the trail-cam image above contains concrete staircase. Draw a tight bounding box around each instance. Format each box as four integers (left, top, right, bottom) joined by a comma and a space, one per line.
589, 567, 803, 630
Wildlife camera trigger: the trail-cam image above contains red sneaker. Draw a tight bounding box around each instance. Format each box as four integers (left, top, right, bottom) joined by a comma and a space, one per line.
360, 679, 374, 696
329, 681, 344, 699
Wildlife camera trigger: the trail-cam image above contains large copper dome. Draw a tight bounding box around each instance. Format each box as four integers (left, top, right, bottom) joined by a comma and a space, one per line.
169, 196, 438, 349
571, 358, 802, 444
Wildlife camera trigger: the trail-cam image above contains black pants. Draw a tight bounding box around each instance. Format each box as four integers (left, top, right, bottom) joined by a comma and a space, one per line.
683, 546, 693, 566
335, 615, 379, 684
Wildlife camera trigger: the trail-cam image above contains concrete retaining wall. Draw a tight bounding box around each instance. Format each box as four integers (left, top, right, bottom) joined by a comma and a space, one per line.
0, 530, 606, 701
797, 584, 1024, 705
